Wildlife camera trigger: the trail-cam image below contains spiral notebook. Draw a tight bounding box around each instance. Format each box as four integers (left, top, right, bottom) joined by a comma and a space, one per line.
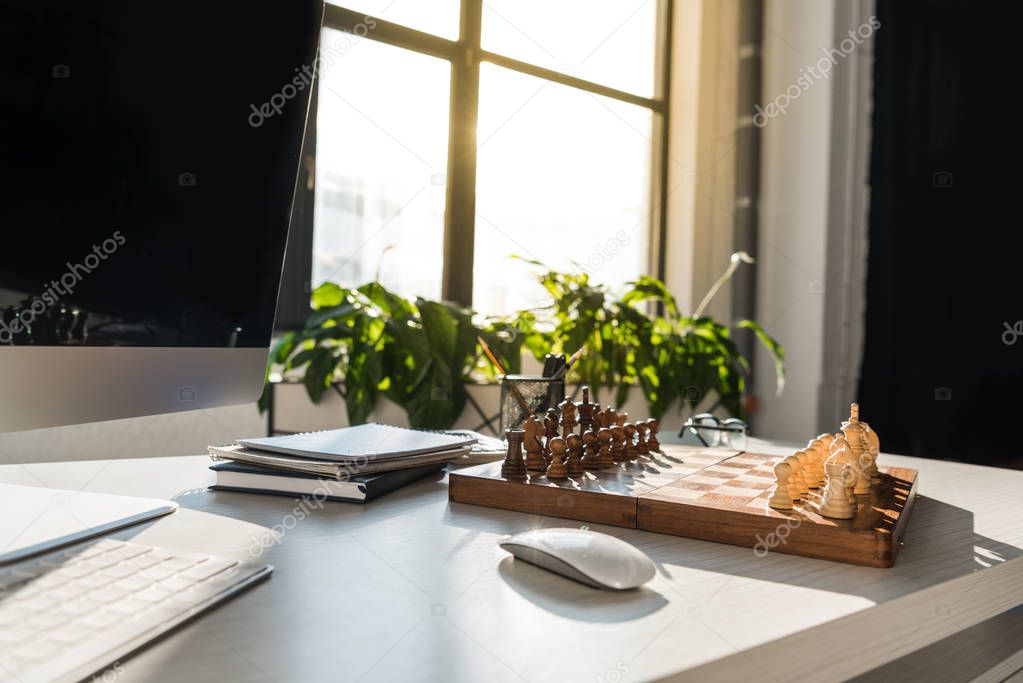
237, 423, 477, 463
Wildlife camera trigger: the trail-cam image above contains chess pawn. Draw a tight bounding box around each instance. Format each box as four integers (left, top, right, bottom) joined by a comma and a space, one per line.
635, 422, 650, 454
794, 450, 812, 494
623, 423, 639, 458
783, 455, 803, 501
597, 428, 614, 468
841, 403, 871, 495
565, 433, 585, 475
610, 425, 627, 462
768, 460, 795, 510
543, 408, 560, 463
806, 438, 827, 487
545, 437, 568, 479
523, 415, 546, 472
559, 399, 578, 438
819, 460, 855, 519
616, 411, 628, 427
581, 430, 600, 470
646, 418, 661, 451
501, 429, 527, 477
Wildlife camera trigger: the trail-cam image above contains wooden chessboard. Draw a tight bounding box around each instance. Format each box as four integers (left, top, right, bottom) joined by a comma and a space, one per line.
448, 444, 918, 567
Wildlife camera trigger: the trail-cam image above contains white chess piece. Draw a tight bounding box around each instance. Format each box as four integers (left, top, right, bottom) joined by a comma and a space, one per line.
783, 455, 802, 501
841, 404, 871, 495
769, 461, 794, 510
793, 450, 811, 496
819, 459, 855, 519
829, 434, 857, 511
804, 438, 826, 488
862, 422, 880, 477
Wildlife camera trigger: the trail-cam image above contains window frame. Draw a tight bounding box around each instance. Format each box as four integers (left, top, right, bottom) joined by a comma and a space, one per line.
278, 0, 673, 327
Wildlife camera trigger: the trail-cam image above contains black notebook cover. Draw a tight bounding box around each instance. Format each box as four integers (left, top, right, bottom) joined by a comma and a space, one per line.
210, 461, 445, 503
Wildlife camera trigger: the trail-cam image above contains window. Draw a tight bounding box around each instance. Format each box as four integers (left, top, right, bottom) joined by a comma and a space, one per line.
281, 0, 670, 323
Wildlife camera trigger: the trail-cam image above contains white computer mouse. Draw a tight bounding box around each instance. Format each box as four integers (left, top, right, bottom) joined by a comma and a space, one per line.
499, 528, 656, 590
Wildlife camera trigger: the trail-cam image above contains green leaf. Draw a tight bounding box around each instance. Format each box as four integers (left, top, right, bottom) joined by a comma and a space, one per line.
738, 320, 785, 395
302, 347, 336, 404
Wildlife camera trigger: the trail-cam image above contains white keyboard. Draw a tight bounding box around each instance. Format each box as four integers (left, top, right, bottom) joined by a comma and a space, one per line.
0, 538, 271, 683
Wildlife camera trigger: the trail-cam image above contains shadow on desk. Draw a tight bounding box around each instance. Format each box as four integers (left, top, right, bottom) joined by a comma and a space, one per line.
446, 492, 1023, 606
496, 556, 668, 622
648, 495, 1023, 604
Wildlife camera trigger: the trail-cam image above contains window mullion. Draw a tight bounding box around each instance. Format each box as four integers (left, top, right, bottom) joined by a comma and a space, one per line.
441, 0, 483, 306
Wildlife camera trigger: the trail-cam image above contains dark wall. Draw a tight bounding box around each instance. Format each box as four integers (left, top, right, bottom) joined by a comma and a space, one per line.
859, 0, 1022, 466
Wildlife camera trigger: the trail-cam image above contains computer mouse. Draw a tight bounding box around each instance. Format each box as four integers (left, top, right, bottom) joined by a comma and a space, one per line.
499, 528, 656, 590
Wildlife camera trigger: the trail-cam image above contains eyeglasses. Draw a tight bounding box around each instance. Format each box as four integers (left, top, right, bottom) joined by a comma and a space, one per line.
680, 413, 748, 450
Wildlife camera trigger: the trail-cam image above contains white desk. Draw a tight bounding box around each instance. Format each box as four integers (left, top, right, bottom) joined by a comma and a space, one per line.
2, 441, 1022, 682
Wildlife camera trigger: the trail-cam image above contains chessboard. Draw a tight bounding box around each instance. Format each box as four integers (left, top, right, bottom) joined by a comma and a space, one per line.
449, 444, 918, 567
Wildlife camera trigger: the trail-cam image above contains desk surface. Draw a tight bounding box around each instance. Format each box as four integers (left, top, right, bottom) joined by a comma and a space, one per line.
2, 441, 1022, 683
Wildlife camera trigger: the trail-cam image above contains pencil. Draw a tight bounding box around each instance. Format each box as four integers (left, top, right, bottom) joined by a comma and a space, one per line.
477, 336, 533, 417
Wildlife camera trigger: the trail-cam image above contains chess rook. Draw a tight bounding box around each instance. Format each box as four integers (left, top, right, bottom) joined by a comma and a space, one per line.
501, 429, 527, 477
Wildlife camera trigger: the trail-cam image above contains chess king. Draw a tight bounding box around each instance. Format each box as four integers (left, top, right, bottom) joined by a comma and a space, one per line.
840, 403, 872, 495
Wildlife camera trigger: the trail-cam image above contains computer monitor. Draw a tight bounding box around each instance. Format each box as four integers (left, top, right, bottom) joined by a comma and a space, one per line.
0, 1, 323, 432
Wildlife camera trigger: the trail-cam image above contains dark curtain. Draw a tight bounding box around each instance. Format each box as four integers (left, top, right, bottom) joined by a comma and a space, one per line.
859, 0, 1022, 466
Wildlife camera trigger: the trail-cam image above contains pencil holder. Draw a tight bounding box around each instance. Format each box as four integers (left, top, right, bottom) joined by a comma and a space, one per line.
499, 375, 566, 433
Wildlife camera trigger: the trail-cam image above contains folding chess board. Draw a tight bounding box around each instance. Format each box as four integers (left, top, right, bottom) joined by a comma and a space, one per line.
449, 444, 918, 567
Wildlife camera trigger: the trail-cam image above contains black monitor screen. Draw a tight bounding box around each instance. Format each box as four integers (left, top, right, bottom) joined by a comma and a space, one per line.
0, 1, 322, 347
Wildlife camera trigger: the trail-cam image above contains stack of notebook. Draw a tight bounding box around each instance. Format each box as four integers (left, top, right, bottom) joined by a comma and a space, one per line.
208, 423, 476, 503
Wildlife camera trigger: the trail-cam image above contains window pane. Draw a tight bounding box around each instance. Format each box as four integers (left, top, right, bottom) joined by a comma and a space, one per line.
328, 0, 459, 40
482, 0, 657, 97
313, 30, 450, 299
473, 64, 652, 315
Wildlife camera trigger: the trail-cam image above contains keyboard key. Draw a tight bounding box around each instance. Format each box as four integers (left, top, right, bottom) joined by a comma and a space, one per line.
111, 575, 152, 594
180, 559, 238, 582
80, 609, 121, 630
101, 562, 143, 580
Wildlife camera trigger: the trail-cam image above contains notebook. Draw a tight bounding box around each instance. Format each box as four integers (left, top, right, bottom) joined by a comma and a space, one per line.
208, 443, 469, 479
210, 461, 445, 503
237, 423, 476, 462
